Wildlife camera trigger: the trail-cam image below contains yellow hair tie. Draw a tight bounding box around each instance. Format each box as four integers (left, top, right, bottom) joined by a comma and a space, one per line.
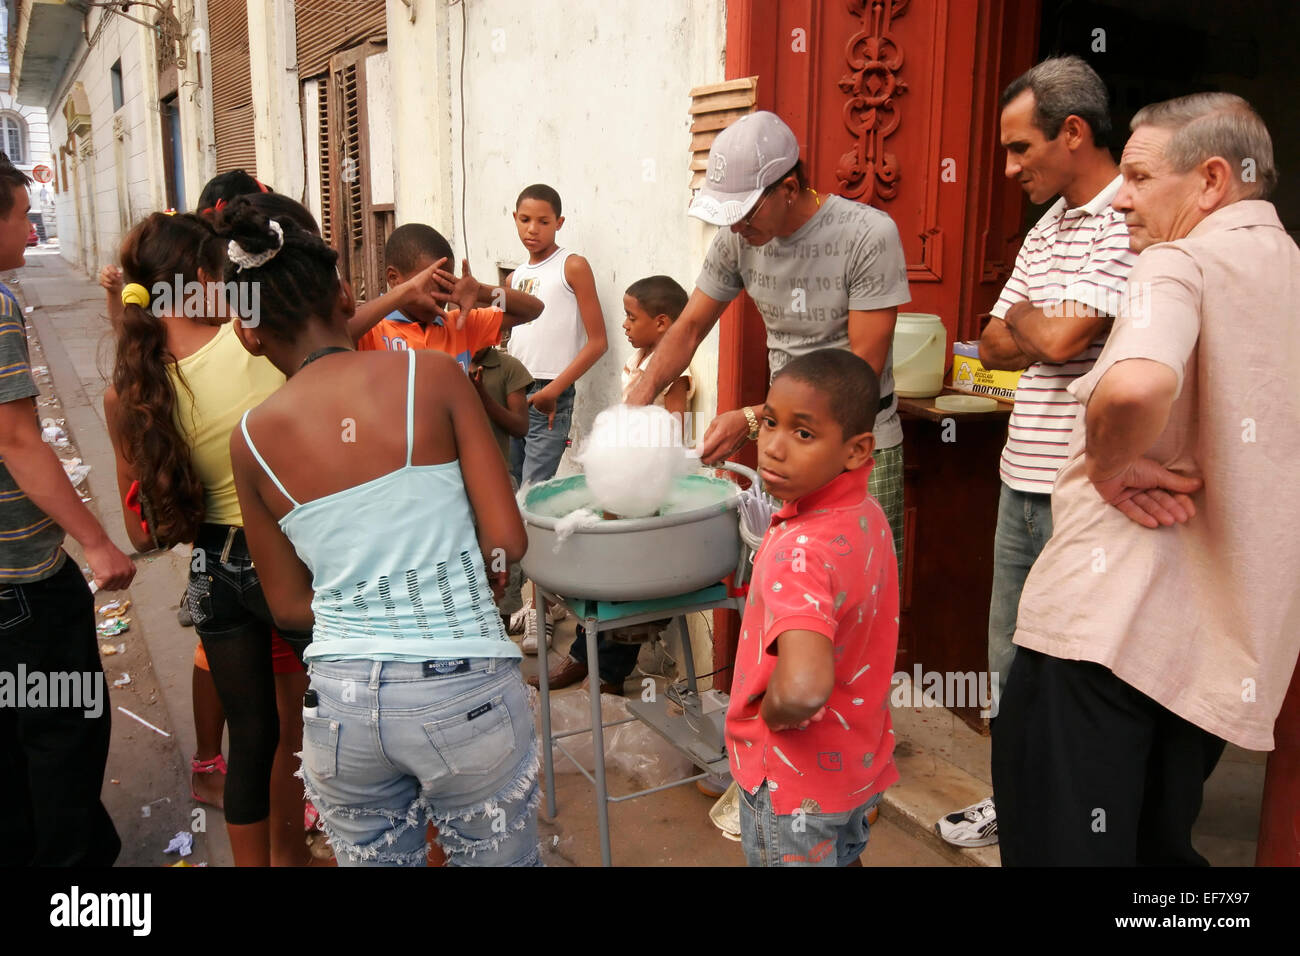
121, 283, 151, 308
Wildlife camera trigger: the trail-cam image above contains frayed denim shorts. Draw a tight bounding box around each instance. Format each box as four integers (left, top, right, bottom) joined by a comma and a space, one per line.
738, 781, 883, 867
299, 656, 541, 866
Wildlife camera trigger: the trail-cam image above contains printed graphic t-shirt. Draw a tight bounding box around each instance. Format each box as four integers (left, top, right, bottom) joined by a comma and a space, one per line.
725, 465, 901, 815
696, 194, 911, 448
358, 307, 503, 372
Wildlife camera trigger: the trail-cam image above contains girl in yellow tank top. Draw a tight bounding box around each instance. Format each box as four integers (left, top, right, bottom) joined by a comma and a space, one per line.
103, 203, 316, 867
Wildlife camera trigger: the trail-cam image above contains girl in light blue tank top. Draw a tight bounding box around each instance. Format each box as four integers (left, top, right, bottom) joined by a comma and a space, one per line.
239, 349, 519, 663
219, 197, 540, 866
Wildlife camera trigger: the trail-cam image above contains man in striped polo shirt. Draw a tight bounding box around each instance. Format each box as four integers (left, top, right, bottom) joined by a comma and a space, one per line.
0, 163, 135, 864
936, 56, 1136, 849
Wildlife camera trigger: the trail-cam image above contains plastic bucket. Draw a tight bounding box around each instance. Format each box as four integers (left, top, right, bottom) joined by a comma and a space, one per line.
893, 312, 947, 398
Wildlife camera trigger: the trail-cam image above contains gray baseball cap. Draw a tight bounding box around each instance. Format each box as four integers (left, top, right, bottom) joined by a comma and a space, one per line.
688, 111, 801, 226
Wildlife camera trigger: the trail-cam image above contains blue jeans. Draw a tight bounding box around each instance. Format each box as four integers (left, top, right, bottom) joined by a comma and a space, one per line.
738, 781, 882, 867
300, 657, 541, 866
186, 524, 311, 825
509, 379, 575, 487
987, 483, 1054, 714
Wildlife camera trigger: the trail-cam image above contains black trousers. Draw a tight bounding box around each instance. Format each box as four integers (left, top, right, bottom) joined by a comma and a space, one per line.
0, 556, 120, 865
568, 622, 647, 685
992, 647, 1226, 866
188, 524, 310, 825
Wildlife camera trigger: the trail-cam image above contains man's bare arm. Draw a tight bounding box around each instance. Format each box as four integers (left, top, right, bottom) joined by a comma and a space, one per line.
847, 307, 898, 377
0, 400, 135, 589
1083, 359, 1178, 481
1003, 300, 1112, 365
978, 316, 1034, 371
347, 258, 446, 342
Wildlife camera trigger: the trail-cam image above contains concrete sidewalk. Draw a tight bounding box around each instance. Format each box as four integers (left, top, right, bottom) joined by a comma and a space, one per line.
14, 244, 1264, 867
12, 245, 226, 866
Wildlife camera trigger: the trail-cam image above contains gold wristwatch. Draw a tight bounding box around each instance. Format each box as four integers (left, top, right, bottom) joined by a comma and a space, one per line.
742, 405, 760, 441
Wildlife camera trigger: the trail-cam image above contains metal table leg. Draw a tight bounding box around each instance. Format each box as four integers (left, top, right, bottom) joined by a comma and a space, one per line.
538, 584, 556, 820
585, 613, 613, 867
676, 615, 700, 698
535, 589, 737, 866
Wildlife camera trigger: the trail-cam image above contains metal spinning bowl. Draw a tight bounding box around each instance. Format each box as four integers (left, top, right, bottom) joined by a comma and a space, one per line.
519, 462, 758, 602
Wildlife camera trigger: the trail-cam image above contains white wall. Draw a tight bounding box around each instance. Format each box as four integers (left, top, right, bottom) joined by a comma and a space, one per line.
388, 0, 727, 459
386, 0, 454, 232
40, 1, 222, 268
248, 0, 305, 202
365, 51, 394, 207
182, 0, 218, 211
301, 78, 322, 225
386, 0, 728, 676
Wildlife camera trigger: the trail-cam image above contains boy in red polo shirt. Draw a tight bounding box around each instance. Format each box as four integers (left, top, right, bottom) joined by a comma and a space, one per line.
728, 348, 900, 867
348, 223, 542, 368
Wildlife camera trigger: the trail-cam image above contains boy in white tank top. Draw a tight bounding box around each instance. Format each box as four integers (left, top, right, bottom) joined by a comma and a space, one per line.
506, 185, 609, 651
505, 184, 608, 486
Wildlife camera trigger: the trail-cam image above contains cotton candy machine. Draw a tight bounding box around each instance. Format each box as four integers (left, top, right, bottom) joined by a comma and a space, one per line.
521, 460, 766, 866
519, 462, 757, 602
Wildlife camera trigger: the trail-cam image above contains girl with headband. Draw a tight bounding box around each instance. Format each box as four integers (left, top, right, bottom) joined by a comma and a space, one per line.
103, 208, 318, 866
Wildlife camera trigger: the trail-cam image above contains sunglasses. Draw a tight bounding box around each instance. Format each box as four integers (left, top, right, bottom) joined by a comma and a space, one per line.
738, 182, 786, 230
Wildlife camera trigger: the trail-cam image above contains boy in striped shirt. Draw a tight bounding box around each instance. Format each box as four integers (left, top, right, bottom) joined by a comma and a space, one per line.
0, 163, 135, 864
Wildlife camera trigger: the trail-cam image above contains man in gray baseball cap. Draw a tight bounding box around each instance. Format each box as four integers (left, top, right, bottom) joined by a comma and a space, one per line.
688, 110, 802, 227
627, 109, 911, 579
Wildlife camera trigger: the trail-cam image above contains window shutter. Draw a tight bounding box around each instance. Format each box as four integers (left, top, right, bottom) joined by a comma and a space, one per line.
341, 61, 364, 259
294, 0, 388, 79
317, 77, 332, 241
688, 77, 758, 190
325, 45, 385, 301
208, 0, 256, 175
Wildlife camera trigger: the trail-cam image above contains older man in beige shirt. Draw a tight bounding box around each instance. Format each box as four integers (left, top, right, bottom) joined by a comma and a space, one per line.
992, 92, 1300, 866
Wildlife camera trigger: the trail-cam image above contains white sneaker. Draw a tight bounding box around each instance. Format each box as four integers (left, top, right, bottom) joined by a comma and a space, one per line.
508, 600, 533, 636
546, 602, 568, 625
935, 796, 998, 847
520, 610, 552, 655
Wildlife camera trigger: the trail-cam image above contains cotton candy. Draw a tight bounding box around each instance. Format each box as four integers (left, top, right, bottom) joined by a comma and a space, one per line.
577, 404, 692, 518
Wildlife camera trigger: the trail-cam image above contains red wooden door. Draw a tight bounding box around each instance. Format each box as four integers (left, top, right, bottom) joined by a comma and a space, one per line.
712, 0, 1040, 687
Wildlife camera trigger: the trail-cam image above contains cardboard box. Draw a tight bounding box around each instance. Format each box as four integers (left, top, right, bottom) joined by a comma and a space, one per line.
951, 342, 1022, 404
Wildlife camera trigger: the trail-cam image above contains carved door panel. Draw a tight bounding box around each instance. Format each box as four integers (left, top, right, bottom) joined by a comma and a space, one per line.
738, 0, 1039, 349
712, 0, 1041, 689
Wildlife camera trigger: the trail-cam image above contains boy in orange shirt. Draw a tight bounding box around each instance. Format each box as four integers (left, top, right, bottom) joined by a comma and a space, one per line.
349, 223, 543, 367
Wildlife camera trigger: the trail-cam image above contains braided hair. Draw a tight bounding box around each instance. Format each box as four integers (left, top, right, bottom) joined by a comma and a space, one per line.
214, 195, 341, 342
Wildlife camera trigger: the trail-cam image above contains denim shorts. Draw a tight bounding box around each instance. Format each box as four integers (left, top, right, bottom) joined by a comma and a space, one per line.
185, 524, 311, 659
299, 657, 541, 866
738, 781, 882, 867
509, 379, 575, 487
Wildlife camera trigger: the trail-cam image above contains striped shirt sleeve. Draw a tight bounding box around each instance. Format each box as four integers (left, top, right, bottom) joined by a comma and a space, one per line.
0, 291, 38, 405
1061, 215, 1138, 317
